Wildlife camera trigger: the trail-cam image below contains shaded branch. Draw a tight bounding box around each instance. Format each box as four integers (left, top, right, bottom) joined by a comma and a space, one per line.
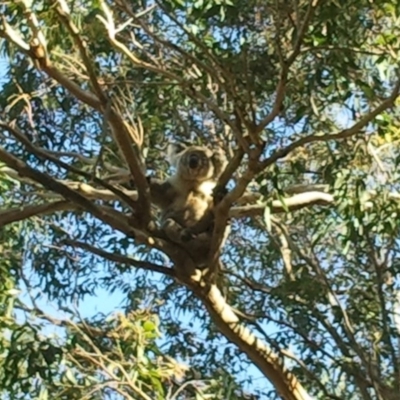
0, 147, 136, 237
0, 200, 74, 227
64, 239, 175, 278
0, 122, 139, 211
0, 15, 151, 223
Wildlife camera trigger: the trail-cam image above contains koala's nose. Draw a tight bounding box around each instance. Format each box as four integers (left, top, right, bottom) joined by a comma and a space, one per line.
189, 154, 199, 169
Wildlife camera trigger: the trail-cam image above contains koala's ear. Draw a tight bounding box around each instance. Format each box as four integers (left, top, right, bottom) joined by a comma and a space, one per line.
167, 143, 186, 167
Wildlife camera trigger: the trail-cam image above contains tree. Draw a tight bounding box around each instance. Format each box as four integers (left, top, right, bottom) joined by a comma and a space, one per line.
0, 0, 399, 399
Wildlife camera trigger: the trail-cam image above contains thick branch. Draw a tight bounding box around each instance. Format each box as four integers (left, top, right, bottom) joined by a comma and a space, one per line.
193, 283, 312, 400
207, 169, 255, 268
230, 192, 334, 218
1, 166, 138, 201
215, 147, 245, 192
5, 164, 397, 223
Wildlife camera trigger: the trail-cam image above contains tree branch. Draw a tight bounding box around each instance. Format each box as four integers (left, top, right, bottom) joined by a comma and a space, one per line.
0, 200, 74, 227
255, 0, 321, 134
0, 122, 139, 211
230, 191, 334, 218
98, 2, 242, 140
0, 147, 136, 237
258, 78, 400, 171
192, 282, 312, 400
64, 239, 175, 278
106, 107, 152, 223
0, 15, 151, 223
53, 0, 106, 101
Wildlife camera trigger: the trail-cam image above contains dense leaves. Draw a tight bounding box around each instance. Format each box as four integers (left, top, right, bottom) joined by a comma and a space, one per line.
0, 0, 399, 399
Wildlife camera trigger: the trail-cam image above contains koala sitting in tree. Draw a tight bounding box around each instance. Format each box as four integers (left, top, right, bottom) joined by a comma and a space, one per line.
148, 143, 228, 267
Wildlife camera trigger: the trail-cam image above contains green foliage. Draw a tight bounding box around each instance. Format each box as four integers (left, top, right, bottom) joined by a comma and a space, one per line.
0, 0, 399, 399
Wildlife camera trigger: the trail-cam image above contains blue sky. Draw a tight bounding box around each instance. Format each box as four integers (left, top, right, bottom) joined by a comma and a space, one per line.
0, 40, 369, 395
0, 56, 271, 396
0, 54, 126, 314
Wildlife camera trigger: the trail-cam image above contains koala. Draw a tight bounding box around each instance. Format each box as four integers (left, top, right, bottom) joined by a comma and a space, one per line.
148, 143, 228, 267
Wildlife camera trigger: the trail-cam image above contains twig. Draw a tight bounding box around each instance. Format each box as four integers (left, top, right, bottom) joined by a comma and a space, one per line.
105, 107, 151, 221
288, 231, 377, 387
255, 0, 321, 134
53, 0, 106, 101
121, 0, 227, 88
366, 237, 399, 383
0, 18, 101, 109
258, 78, 400, 171
40, 150, 125, 173
98, 2, 241, 139
223, 270, 273, 295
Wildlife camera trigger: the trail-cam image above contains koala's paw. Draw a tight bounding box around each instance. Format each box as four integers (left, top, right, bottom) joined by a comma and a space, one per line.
181, 229, 195, 242
163, 218, 174, 228
213, 185, 228, 203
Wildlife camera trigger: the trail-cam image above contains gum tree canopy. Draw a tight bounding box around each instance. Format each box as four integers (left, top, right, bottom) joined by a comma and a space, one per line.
0, 1, 399, 399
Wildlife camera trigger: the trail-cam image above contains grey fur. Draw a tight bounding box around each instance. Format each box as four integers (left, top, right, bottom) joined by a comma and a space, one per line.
149, 144, 228, 267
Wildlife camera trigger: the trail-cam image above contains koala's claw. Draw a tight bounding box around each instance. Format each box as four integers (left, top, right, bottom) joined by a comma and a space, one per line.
213, 185, 228, 203
181, 229, 195, 242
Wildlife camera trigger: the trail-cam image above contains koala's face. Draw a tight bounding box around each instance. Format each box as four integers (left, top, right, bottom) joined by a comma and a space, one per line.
169, 145, 215, 181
